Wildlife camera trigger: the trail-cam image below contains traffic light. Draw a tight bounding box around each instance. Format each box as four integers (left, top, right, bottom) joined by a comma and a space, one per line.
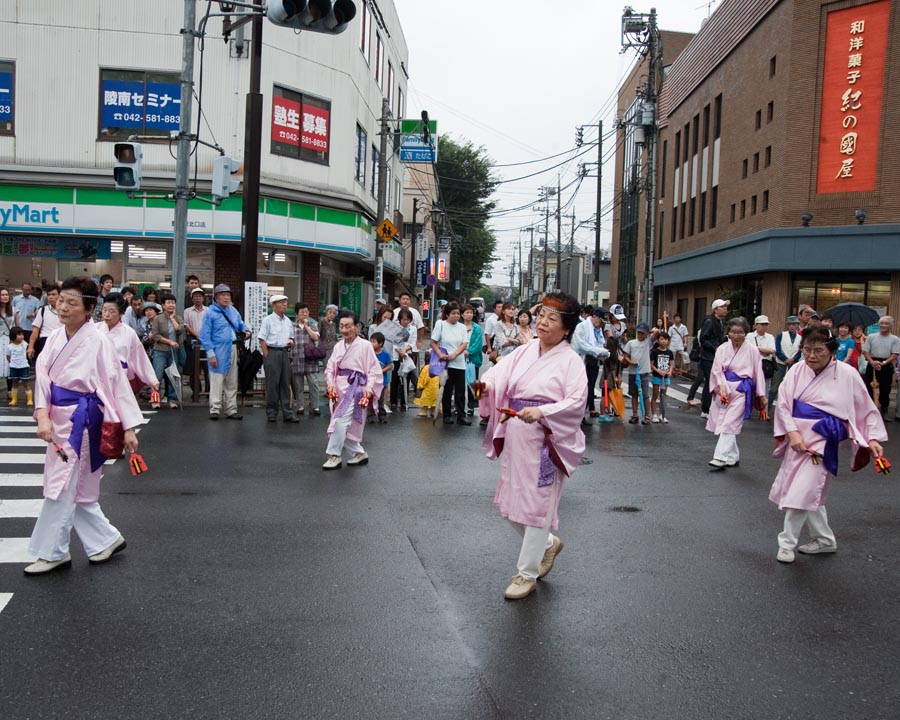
212, 155, 241, 200
575, 126, 584, 147
422, 299, 430, 321
113, 142, 142, 191
267, 0, 357, 34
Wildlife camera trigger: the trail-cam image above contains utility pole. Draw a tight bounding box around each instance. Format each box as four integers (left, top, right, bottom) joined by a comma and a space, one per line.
409, 196, 418, 286
374, 97, 390, 304
238, 3, 263, 313
555, 176, 562, 293
517, 237, 523, 303
594, 120, 603, 304
642, 8, 659, 325
538, 186, 554, 296
172, 0, 197, 314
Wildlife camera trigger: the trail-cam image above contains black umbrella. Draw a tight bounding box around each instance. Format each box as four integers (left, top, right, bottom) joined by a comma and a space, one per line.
237, 340, 264, 397
823, 302, 880, 329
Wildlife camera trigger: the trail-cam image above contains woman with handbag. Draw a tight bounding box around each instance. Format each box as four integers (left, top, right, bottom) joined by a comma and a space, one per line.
492, 302, 520, 361
462, 304, 484, 416
0, 287, 14, 401
26, 286, 61, 363
149, 293, 185, 409
24, 276, 143, 575
430, 301, 470, 425
706, 317, 768, 469
97, 292, 159, 402
291, 302, 323, 416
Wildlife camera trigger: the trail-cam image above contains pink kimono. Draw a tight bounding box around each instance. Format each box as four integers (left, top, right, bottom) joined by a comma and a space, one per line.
705, 340, 767, 436
769, 359, 886, 511
479, 339, 587, 531
99, 320, 158, 388
323, 336, 384, 444
34, 323, 144, 503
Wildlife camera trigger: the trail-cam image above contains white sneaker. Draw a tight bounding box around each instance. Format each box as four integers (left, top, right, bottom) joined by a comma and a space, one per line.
797, 539, 837, 555
24, 554, 72, 576
347, 451, 369, 466
651, 414, 660, 423
776, 548, 795, 563
88, 535, 127, 564
700, 412, 709, 419
708, 459, 726, 468
661, 418, 669, 424
385, 406, 393, 414
687, 399, 700, 407
322, 455, 342, 470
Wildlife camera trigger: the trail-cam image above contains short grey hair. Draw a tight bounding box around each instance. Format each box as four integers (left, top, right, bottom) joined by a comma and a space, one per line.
727, 316, 751, 334
325, 304, 338, 314
879, 315, 894, 325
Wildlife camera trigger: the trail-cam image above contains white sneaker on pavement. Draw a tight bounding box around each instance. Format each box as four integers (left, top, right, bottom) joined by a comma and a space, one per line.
24, 554, 72, 576
347, 451, 369, 466
651, 414, 660, 423
797, 538, 837, 555
88, 535, 127, 564
700, 412, 709, 419
776, 548, 795, 563
322, 455, 342, 470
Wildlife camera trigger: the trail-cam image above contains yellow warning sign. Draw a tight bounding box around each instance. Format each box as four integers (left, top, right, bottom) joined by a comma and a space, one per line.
376, 218, 398, 241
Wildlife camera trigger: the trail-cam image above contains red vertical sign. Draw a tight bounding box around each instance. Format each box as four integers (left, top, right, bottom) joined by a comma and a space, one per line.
816, 0, 889, 194
271, 96, 300, 146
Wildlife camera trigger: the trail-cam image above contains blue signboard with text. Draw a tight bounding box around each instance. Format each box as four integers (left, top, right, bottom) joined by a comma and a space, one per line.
100, 80, 181, 132
0, 72, 13, 123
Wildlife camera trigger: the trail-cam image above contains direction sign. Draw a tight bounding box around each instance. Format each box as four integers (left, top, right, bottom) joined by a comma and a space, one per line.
376, 218, 397, 241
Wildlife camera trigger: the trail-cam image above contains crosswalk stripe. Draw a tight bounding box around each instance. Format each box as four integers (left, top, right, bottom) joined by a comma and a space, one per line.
0, 593, 12, 615
0, 426, 39, 434
0, 438, 46, 448
0, 417, 36, 424
0, 454, 44, 465
0, 538, 32, 563
0, 474, 43, 486
0, 499, 43, 518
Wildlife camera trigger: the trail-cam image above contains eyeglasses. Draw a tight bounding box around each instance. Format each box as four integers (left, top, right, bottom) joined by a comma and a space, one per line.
801, 346, 830, 356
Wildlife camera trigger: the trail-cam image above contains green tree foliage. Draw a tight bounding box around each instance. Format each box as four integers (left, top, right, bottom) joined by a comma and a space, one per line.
436, 136, 498, 297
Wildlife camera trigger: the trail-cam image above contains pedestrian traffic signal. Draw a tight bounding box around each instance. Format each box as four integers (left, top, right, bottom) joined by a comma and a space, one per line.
113, 142, 142, 191
422, 299, 430, 320
212, 155, 241, 200
266, 0, 357, 34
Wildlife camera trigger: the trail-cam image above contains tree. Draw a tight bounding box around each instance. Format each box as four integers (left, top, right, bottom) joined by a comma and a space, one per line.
435, 136, 498, 297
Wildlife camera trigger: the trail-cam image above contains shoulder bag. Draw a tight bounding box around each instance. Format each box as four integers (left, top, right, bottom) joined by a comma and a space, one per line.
754, 335, 775, 378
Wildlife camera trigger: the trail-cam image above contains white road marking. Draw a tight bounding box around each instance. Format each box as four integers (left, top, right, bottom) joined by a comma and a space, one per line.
0, 426, 38, 434
0, 454, 44, 465
0, 593, 12, 615
0, 417, 36, 424
0, 538, 32, 563
0, 438, 46, 448
0, 499, 43, 518
0, 474, 43, 486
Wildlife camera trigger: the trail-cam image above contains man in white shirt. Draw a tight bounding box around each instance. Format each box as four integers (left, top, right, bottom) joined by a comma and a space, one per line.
750, 314, 776, 400
257, 294, 298, 423
183, 287, 208, 392
392, 291, 425, 348
483, 300, 504, 361
12, 283, 40, 335
27, 286, 61, 362
668, 313, 690, 375
572, 308, 611, 424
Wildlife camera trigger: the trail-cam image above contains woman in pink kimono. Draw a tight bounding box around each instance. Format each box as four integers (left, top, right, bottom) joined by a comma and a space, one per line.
477, 292, 587, 601
97, 291, 159, 398
706, 316, 768, 470
769, 326, 887, 563
24, 277, 144, 576
322, 313, 384, 470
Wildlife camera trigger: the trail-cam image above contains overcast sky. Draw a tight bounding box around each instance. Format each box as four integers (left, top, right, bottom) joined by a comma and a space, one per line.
393, 0, 719, 285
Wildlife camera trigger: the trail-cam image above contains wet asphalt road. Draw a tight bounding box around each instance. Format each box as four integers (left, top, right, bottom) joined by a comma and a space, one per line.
1, 392, 899, 720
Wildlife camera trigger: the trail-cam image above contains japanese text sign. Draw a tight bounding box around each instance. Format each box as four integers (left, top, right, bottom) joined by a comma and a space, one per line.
272, 97, 329, 153
101, 80, 181, 132
0, 72, 12, 123
816, 0, 889, 194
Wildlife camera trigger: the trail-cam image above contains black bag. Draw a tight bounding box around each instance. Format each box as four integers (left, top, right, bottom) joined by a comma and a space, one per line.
689, 343, 700, 363
304, 341, 326, 360
762, 357, 776, 379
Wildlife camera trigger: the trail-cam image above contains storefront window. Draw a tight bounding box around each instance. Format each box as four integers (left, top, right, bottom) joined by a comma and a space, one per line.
791, 276, 890, 314
128, 241, 169, 267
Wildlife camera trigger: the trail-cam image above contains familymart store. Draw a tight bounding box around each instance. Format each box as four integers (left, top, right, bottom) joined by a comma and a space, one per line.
0, 185, 402, 312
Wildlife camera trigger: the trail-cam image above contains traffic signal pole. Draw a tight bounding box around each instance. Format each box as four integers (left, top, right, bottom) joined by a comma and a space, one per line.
239, 3, 264, 313
374, 98, 390, 304
173, 0, 197, 313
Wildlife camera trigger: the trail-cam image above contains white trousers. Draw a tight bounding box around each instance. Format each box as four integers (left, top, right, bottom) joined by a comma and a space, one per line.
507, 479, 560, 580
28, 468, 120, 562
325, 403, 364, 457
713, 433, 740, 463
208, 346, 239, 416
778, 506, 836, 550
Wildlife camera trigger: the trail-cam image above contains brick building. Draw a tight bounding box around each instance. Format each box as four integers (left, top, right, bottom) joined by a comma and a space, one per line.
611, 0, 900, 332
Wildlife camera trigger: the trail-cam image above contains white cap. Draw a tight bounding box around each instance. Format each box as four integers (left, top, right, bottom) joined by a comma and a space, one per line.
270, 294, 288, 304
754, 315, 770, 324
712, 298, 730, 310
375, 297, 387, 304
609, 303, 627, 320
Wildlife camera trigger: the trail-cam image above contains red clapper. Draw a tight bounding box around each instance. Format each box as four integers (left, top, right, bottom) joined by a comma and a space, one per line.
498, 407, 519, 424
129, 452, 149, 476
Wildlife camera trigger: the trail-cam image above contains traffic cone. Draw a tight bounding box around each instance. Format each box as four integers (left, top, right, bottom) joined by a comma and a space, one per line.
26, 390, 33, 406
9, 390, 17, 406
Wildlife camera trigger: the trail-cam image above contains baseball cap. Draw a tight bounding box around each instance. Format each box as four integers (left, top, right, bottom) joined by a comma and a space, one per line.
190, 287, 206, 296
610, 303, 627, 320
754, 315, 770, 324
786, 315, 800, 323
711, 298, 730, 310
375, 297, 386, 304
592, 307, 608, 318
636, 322, 650, 333
213, 283, 231, 296
270, 294, 288, 304
810, 311, 822, 319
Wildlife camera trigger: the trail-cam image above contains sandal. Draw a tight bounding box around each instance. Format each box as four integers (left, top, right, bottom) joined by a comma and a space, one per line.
629, 416, 639, 424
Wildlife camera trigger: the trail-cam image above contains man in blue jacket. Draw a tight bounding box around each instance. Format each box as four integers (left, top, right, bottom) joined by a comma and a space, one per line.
199, 284, 250, 420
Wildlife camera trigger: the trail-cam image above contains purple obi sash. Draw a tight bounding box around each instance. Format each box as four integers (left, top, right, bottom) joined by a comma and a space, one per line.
792, 400, 848, 476
509, 397, 556, 487
120, 361, 128, 369
335, 368, 368, 424
724, 370, 755, 420
50, 383, 105, 472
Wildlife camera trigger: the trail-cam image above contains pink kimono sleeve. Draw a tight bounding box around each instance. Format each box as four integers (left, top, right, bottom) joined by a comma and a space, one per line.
708, 345, 726, 395
537, 353, 588, 477
773, 362, 801, 438
99, 336, 144, 431
846, 367, 888, 446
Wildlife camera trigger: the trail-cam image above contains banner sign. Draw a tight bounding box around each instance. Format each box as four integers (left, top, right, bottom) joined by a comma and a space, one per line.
244, 281, 269, 353
415, 259, 427, 286
816, 0, 889, 194
399, 118, 438, 163
0, 234, 111, 259
101, 80, 181, 132
0, 72, 12, 123
272, 97, 330, 153
339, 279, 363, 316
